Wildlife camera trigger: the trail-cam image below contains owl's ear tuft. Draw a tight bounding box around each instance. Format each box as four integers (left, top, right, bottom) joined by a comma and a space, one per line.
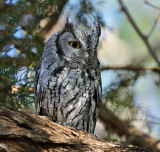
66, 18, 72, 25
90, 22, 101, 51
92, 22, 101, 38
63, 17, 74, 31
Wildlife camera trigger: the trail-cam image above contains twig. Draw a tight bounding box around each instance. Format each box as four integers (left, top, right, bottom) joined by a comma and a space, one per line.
144, 1, 160, 10
100, 66, 160, 73
148, 13, 160, 37
118, 0, 160, 67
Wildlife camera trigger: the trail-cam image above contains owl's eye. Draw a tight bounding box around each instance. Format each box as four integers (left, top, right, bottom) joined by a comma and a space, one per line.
69, 41, 81, 48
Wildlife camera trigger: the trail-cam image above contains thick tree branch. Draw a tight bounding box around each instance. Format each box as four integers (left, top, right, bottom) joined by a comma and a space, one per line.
99, 105, 160, 152
100, 66, 160, 73
41, 0, 68, 35
0, 106, 148, 152
118, 0, 160, 67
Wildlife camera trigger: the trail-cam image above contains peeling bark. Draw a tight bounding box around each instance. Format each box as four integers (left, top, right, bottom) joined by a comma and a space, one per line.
0, 106, 148, 152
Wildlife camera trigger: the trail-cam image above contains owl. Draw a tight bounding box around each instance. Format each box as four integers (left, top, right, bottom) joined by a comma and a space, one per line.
34, 18, 101, 134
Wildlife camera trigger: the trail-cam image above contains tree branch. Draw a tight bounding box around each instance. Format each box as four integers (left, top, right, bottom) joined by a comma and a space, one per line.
118, 0, 160, 67
0, 106, 149, 152
100, 66, 160, 73
99, 105, 159, 151
144, 1, 160, 10
147, 13, 160, 37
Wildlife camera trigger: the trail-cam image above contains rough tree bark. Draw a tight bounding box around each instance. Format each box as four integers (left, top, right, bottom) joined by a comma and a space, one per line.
0, 106, 148, 152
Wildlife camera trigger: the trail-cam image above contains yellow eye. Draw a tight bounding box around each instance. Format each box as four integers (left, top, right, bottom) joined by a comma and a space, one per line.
69, 41, 81, 48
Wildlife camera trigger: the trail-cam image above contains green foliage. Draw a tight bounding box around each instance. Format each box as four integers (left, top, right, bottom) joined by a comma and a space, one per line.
103, 71, 140, 121
40, 0, 57, 12
0, 63, 34, 111
0, 63, 18, 104
0, 0, 47, 111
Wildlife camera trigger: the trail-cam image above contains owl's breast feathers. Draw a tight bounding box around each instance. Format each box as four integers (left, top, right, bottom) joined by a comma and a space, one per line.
35, 59, 101, 133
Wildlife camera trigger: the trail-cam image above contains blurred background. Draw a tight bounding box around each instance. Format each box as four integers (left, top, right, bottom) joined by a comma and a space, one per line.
0, 0, 160, 151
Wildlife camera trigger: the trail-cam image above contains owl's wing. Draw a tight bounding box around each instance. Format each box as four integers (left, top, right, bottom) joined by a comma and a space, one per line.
34, 33, 61, 116
92, 79, 102, 133
34, 57, 43, 114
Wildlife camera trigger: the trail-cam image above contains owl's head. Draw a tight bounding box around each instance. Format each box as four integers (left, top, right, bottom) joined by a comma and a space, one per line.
56, 18, 101, 64
43, 18, 101, 67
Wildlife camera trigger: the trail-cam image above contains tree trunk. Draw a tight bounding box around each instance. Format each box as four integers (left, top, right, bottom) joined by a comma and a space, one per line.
0, 106, 148, 152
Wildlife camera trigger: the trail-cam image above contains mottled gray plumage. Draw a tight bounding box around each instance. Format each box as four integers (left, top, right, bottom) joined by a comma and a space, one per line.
34, 19, 101, 133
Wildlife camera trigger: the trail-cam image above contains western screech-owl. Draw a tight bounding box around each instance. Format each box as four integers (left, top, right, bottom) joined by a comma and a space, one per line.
35, 18, 101, 133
